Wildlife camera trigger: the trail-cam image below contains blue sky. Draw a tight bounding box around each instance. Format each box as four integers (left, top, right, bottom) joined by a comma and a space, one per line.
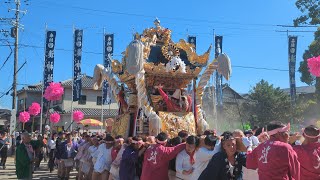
0, 0, 317, 109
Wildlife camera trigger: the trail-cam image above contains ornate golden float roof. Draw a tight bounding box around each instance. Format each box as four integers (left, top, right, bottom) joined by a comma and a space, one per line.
111, 19, 212, 90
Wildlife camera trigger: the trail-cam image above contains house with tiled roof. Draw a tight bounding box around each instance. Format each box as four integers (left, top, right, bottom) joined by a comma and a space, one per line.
16, 75, 119, 132
281, 85, 316, 99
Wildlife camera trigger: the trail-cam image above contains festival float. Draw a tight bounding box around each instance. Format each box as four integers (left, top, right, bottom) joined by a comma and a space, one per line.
93, 19, 231, 137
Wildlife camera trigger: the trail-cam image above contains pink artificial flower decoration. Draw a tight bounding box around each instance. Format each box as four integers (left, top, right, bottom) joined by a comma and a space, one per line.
44, 82, 64, 101
50, 112, 60, 124
307, 55, 320, 77
28, 102, 41, 116
73, 110, 84, 122
19, 111, 30, 123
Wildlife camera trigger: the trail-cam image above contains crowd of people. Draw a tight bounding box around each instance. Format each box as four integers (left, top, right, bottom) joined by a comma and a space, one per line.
1, 121, 319, 180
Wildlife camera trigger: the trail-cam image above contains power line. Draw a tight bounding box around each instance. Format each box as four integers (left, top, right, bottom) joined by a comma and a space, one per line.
0, 60, 27, 100
31, 3, 278, 28
0, 39, 13, 71
232, 65, 295, 72
15, 43, 123, 57
275, 30, 316, 33
2, 43, 300, 72
277, 25, 318, 28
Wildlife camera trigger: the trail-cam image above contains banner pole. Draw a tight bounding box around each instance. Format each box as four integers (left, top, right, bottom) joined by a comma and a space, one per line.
70, 25, 75, 132
40, 24, 47, 134
101, 27, 105, 132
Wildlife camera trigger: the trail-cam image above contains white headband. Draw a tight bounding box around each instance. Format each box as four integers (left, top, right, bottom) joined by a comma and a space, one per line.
156, 139, 167, 144
302, 128, 320, 139
105, 141, 114, 144
132, 140, 143, 144
116, 138, 124, 142
268, 123, 290, 136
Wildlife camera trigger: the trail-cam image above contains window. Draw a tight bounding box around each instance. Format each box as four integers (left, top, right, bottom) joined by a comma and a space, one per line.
18, 98, 26, 112
79, 95, 87, 105
97, 96, 102, 105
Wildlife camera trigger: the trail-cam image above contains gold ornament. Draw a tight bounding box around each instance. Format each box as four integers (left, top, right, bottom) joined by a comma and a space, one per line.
176, 39, 212, 66
161, 43, 180, 61
111, 60, 122, 73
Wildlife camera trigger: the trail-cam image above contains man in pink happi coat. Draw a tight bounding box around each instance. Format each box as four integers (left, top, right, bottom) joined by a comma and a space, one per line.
293, 125, 320, 180
140, 132, 186, 180
246, 122, 300, 180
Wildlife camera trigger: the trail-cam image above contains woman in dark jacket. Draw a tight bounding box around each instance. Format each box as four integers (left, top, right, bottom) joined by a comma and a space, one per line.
199, 132, 246, 180
60, 133, 77, 180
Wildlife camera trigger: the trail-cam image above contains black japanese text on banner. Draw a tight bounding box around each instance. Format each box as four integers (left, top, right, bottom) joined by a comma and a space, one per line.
188, 36, 197, 51
215, 36, 223, 58
215, 35, 223, 106
288, 36, 298, 104
43, 31, 56, 102
73, 29, 83, 101
103, 34, 114, 105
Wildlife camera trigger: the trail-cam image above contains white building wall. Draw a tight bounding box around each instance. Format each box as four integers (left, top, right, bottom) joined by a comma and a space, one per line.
62, 88, 118, 110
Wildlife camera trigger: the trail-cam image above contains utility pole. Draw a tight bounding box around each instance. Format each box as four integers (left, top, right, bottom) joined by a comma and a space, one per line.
12, 0, 20, 110
8, 0, 27, 110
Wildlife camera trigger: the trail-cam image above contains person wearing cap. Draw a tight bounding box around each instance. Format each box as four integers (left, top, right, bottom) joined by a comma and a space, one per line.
119, 136, 146, 180
199, 132, 247, 180
92, 135, 114, 180
246, 121, 300, 180
293, 125, 320, 179
16, 132, 34, 180
140, 132, 186, 180
109, 135, 125, 180
191, 134, 221, 179
154, 85, 192, 112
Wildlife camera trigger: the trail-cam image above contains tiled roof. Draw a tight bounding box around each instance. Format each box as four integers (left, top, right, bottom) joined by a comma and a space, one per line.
281, 85, 315, 95
60, 75, 98, 89
204, 84, 244, 99
17, 75, 100, 95
17, 83, 43, 94
65, 108, 118, 117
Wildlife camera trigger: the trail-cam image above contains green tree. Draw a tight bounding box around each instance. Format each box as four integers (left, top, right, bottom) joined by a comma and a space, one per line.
294, 0, 320, 26
247, 80, 291, 126
294, 0, 320, 102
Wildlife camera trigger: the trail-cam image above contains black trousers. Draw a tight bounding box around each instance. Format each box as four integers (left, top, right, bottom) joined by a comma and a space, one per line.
48, 149, 55, 172
0, 149, 7, 166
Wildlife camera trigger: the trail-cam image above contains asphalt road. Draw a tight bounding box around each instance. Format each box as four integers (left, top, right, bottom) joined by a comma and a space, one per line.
0, 157, 77, 179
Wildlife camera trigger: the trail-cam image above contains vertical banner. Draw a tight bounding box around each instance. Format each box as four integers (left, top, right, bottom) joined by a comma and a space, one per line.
188, 36, 197, 51
73, 29, 83, 101
288, 36, 297, 104
43, 31, 56, 102
103, 34, 114, 104
215, 36, 223, 106
188, 36, 197, 119
215, 36, 223, 58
